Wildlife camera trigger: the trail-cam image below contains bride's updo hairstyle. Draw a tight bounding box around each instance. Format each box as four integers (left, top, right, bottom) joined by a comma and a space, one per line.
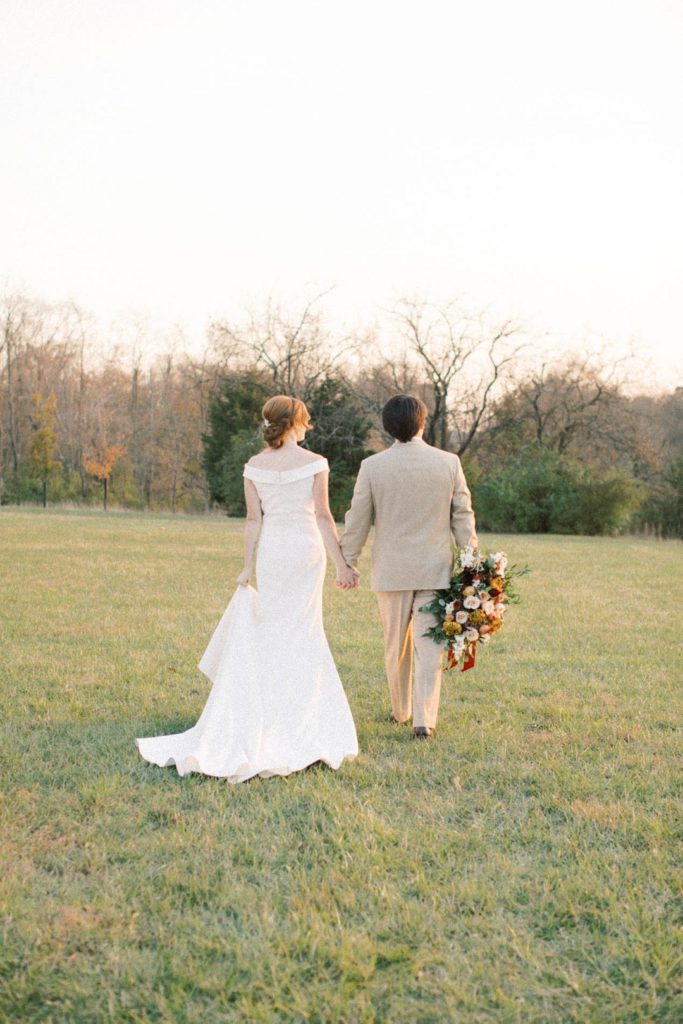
261, 395, 312, 449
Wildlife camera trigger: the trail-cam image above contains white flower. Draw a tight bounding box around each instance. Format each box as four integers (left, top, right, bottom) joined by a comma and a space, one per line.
493, 551, 508, 572
459, 546, 480, 569
465, 628, 479, 642
455, 610, 469, 624
445, 602, 455, 614
463, 596, 480, 610
494, 603, 506, 617
482, 600, 495, 616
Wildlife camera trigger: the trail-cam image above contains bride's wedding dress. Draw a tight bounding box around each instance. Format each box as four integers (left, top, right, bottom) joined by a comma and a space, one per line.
135, 458, 358, 783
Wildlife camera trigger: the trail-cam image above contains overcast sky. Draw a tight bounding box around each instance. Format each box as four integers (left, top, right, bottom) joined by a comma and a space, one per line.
1, 0, 682, 386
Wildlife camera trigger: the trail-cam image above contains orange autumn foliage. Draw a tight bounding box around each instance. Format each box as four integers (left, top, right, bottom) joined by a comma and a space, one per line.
82, 444, 126, 483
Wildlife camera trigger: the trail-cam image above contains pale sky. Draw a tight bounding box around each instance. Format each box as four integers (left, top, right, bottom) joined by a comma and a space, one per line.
1, 0, 682, 387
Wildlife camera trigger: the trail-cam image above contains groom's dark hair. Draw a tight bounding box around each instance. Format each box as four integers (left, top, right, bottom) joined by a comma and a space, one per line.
382, 395, 428, 443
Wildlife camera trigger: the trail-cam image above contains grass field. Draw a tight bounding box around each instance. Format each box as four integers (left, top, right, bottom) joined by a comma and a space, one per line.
1, 507, 681, 1023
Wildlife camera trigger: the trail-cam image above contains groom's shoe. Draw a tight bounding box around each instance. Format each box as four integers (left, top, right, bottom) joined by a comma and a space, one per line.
412, 726, 434, 740
388, 713, 410, 725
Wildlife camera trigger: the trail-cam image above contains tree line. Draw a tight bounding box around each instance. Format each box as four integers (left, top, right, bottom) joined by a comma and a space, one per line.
1, 291, 681, 536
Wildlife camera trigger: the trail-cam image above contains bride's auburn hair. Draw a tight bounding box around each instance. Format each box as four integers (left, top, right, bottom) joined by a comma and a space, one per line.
261, 395, 312, 449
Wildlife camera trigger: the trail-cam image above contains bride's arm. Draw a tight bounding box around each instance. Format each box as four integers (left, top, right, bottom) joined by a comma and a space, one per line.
237, 478, 262, 586
313, 470, 358, 589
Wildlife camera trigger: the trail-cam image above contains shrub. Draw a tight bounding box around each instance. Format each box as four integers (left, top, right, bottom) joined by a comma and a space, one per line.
0, 469, 43, 505
635, 458, 683, 538
473, 446, 644, 535
573, 469, 644, 535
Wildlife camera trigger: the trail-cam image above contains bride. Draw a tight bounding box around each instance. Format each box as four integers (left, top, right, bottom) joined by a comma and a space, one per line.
136, 395, 359, 783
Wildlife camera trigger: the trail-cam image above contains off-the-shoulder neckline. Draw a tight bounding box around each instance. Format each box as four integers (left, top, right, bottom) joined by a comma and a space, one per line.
243, 458, 329, 482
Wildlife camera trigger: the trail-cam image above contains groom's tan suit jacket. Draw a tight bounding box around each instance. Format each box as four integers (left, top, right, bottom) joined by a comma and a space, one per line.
340, 437, 478, 591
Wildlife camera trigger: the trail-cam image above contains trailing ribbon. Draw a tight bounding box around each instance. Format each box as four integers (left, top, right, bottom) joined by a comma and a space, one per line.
461, 644, 476, 672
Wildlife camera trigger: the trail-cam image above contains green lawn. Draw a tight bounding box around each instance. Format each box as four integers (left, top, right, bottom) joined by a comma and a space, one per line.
1, 508, 681, 1023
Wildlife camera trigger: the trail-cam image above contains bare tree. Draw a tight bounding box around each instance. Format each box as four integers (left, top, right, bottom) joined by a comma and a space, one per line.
0, 293, 85, 485
208, 292, 354, 401
390, 298, 524, 453
478, 351, 635, 466
0, 293, 38, 474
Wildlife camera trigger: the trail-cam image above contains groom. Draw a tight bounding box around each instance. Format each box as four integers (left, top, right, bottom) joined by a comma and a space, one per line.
340, 395, 478, 739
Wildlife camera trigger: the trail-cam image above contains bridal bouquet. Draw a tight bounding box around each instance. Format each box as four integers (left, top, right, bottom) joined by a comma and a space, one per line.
421, 546, 528, 672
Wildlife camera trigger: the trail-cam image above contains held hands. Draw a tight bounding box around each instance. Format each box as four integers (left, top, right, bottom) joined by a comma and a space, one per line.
335, 563, 360, 590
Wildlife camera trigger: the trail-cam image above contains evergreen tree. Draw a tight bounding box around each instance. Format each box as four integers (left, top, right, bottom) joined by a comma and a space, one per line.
201, 371, 372, 519
201, 372, 268, 511
304, 376, 373, 519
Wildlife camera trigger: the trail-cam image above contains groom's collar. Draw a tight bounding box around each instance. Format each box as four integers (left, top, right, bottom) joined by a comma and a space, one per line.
391, 436, 426, 446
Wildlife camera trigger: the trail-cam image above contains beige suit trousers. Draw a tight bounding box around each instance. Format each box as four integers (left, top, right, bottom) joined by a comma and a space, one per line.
375, 589, 443, 729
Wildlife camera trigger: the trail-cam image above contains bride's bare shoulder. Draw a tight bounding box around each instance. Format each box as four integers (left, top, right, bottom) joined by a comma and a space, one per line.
245, 450, 271, 468
298, 450, 327, 464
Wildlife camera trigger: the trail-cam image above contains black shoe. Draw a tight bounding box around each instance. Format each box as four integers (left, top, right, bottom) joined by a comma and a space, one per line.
388, 713, 409, 724
412, 726, 434, 740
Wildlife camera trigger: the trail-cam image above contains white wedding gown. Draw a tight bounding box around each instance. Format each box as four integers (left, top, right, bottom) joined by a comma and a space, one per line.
135, 458, 358, 783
